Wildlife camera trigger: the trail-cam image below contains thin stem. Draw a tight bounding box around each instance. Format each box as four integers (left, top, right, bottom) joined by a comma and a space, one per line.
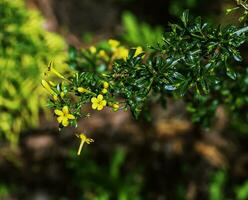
239, 1, 248, 11
77, 140, 85, 155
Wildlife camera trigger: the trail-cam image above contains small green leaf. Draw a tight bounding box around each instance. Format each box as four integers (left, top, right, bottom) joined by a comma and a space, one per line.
164, 85, 176, 91
68, 45, 77, 60
226, 67, 237, 80
181, 10, 189, 27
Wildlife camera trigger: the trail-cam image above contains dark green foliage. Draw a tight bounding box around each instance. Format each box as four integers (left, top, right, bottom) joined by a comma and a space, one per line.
113, 11, 247, 122
46, 10, 248, 128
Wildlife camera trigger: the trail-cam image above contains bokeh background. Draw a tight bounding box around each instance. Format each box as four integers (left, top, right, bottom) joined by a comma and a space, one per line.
0, 0, 248, 199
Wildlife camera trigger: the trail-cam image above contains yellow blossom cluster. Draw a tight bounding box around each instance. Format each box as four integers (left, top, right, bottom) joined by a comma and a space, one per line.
98, 49, 108, 60
41, 42, 138, 155
88, 39, 143, 62
108, 39, 128, 60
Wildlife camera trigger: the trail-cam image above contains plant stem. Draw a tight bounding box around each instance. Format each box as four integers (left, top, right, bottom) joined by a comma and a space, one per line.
77, 140, 85, 155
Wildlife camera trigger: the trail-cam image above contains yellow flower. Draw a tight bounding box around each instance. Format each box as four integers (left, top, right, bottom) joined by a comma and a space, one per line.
108, 39, 120, 50
89, 46, 97, 54
101, 88, 108, 94
77, 87, 88, 93
103, 81, 109, 89
91, 94, 107, 110
54, 106, 75, 127
134, 46, 143, 57
98, 50, 108, 60
113, 47, 129, 60
76, 133, 94, 155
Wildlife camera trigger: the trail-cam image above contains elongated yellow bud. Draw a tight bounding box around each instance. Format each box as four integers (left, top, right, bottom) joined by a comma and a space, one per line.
51, 67, 68, 81
41, 80, 54, 94
49, 81, 56, 87
45, 61, 70, 82
78, 87, 87, 93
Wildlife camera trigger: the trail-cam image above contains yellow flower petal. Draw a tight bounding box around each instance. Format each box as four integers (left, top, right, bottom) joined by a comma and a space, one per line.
108, 39, 120, 49
97, 104, 104, 111
91, 97, 98, 103
67, 114, 75, 119
97, 94, 103, 101
62, 118, 69, 127
85, 138, 94, 144
55, 109, 63, 116
101, 100, 107, 106
57, 116, 63, 123
114, 47, 128, 60
62, 106, 69, 114
79, 133, 87, 140
92, 103, 98, 110
134, 46, 143, 57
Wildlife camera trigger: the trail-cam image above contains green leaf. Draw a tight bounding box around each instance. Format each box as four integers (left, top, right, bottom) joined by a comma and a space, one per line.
164, 85, 177, 91
68, 45, 77, 60
181, 10, 189, 27
226, 66, 237, 80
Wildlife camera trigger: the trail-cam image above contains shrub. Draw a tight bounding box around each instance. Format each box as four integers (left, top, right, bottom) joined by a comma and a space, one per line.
42, 2, 248, 152
0, 0, 66, 146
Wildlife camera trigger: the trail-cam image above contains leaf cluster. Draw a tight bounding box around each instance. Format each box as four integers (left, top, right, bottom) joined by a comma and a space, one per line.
46, 11, 248, 129
0, 0, 66, 146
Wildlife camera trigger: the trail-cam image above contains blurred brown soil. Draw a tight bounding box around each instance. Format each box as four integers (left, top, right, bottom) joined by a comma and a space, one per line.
26, 0, 172, 48
0, 100, 247, 199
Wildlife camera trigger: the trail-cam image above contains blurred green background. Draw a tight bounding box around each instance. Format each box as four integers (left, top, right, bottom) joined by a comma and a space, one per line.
0, 0, 248, 199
